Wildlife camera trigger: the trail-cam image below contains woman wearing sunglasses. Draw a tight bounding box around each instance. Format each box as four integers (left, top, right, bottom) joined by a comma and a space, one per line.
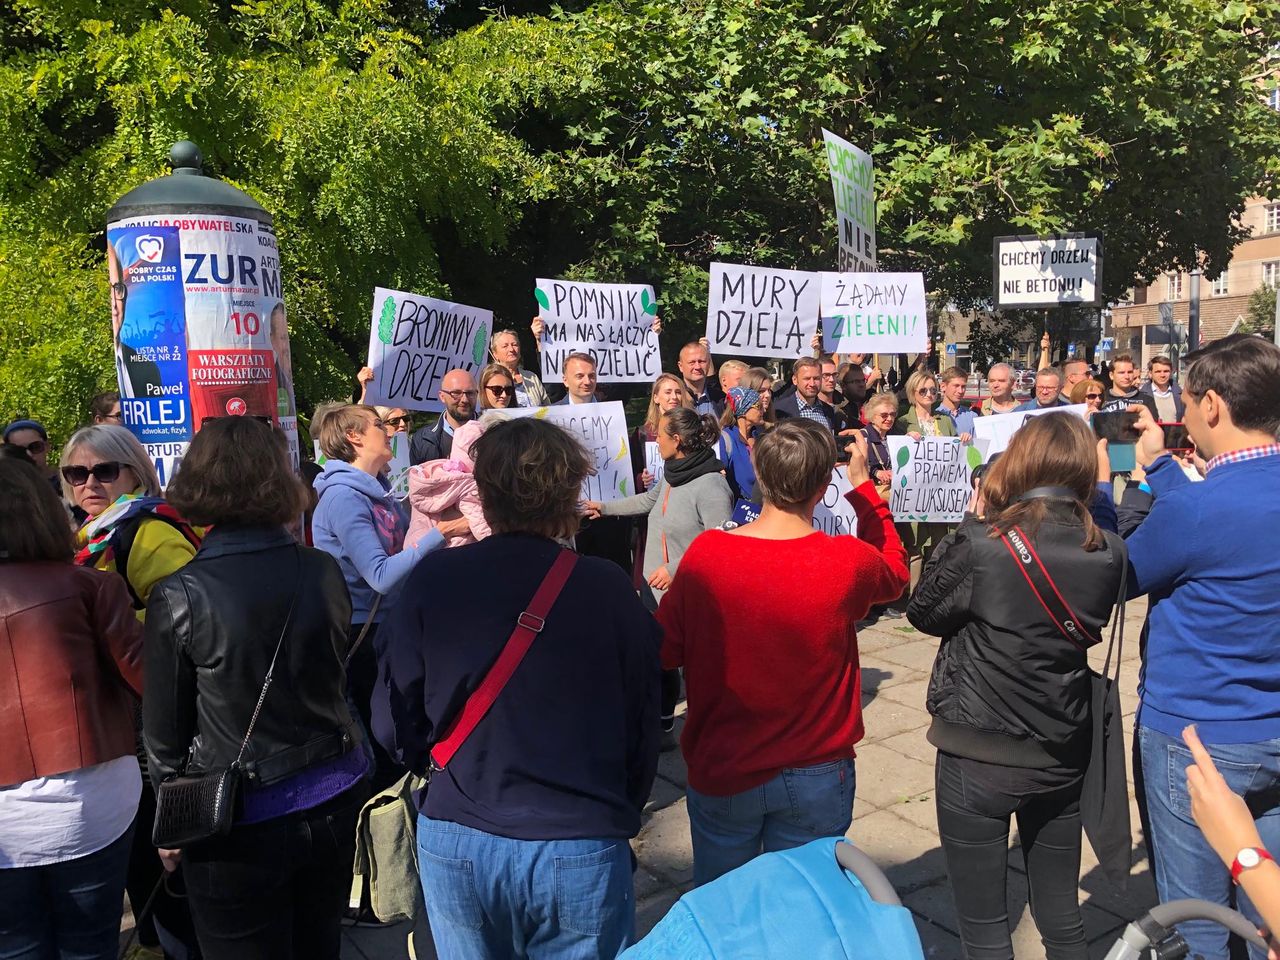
1069, 378, 1107, 416
60, 424, 203, 958
373, 406, 414, 438
478, 364, 518, 410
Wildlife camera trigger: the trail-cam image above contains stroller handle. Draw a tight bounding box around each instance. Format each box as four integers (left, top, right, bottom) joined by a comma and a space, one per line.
835, 841, 902, 907
1101, 898, 1268, 960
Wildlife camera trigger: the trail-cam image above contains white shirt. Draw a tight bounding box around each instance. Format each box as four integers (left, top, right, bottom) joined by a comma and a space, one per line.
0, 757, 141, 867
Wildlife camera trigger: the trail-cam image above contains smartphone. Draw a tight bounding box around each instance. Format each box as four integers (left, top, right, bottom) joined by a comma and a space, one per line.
1093, 411, 1140, 443
1161, 422, 1192, 453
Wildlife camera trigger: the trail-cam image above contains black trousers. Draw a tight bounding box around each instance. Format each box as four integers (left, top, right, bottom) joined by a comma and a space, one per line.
935, 752, 1087, 960
181, 785, 365, 960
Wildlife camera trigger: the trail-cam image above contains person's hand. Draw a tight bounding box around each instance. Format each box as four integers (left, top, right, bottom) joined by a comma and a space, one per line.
530, 315, 545, 338
651, 315, 663, 335
966, 485, 985, 517
357, 366, 375, 385
638, 470, 653, 491
1096, 439, 1111, 483
647, 565, 673, 591
844, 431, 871, 487
837, 427, 860, 437
908, 430, 923, 441
867, 366, 882, 387
698, 336, 710, 349
1130, 461, 1146, 484
158, 848, 182, 873
436, 517, 471, 540
1041, 331, 1051, 349
1130, 405, 1167, 467
581, 500, 603, 519
1184, 725, 1265, 867
810, 331, 822, 353
874, 468, 892, 486
959, 431, 972, 445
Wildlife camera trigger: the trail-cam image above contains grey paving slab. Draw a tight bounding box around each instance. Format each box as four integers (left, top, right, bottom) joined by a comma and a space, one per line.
876, 638, 945, 675
854, 742, 935, 808
879, 726, 938, 766
860, 695, 933, 744
845, 809, 950, 893
633, 796, 694, 888
878, 676, 931, 711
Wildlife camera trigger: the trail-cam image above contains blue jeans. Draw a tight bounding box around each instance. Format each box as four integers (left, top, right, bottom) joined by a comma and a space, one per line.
1138, 724, 1280, 960
685, 758, 855, 887
417, 817, 635, 960
0, 823, 133, 960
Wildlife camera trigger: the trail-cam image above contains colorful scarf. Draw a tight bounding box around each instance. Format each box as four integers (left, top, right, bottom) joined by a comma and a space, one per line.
74, 493, 200, 570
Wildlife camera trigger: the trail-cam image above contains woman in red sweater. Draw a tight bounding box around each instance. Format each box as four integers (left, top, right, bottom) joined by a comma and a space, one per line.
658, 419, 909, 885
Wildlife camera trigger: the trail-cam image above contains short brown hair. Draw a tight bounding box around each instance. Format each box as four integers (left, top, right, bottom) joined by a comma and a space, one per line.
314, 403, 378, 463
0, 458, 74, 562
752, 419, 835, 506
939, 365, 968, 383
1148, 355, 1172, 369
471, 417, 594, 539
1070, 379, 1105, 404
792, 357, 821, 379
1182, 334, 1280, 435
166, 417, 308, 527
982, 412, 1103, 550
1111, 354, 1135, 368
563, 352, 597, 371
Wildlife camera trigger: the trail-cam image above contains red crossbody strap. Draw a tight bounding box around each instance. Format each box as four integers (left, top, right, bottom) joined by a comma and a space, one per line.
997, 526, 1098, 652
430, 549, 578, 772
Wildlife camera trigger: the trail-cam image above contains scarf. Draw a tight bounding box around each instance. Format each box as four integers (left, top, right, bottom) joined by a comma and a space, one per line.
663, 446, 724, 487
74, 493, 200, 571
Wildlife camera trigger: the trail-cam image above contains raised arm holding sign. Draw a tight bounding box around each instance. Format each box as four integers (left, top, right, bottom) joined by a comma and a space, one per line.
534, 279, 661, 383
704, 262, 820, 360
820, 272, 928, 355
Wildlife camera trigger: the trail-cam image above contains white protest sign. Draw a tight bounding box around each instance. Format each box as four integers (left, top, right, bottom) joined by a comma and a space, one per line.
813, 466, 859, 536
972, 405, 1089, 461
822, 129, 876, 272
364, 287, 493, 413
888, 436, 980, 523
644, 441, 665, 487
705, 262, 819, 359
993, 234, 1102, 309
314, 433, 412, 499
506, 401, 633, 501
820, 272, 928, 354
534, 279, 660, 383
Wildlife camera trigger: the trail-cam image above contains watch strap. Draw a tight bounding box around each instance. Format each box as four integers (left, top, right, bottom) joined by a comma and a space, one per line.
1231, 847, 1273, 883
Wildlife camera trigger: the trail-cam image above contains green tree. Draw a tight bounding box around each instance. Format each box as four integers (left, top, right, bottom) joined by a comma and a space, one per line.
1243, 283, 1278, 337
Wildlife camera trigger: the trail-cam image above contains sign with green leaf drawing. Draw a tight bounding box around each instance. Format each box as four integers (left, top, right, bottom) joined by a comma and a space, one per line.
888, 436, 980, 523
506, 401, 633, 502
534, 279, 661, 383
363, 286, 493, 413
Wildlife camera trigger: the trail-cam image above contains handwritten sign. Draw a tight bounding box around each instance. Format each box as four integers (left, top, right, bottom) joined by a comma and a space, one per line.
506, 401, 633, 502
534, 279, 660, 383
822, 129, 876, 272
314, 433, 412, 499
813, 466, 860, 536
821, 272, 927, 354
705, 262, 819, 359
994, 234, 1102, 309
972, 405, 1090, 460
889, 437, 980, 523
644, 441, 665, 487
364, 287, 493, 413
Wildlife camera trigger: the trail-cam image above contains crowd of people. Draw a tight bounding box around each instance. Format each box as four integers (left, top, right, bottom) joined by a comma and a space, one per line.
1, 326, 1278, 960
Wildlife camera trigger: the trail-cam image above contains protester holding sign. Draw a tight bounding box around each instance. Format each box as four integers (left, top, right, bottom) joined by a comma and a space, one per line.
907, 413, 1126, 960
656, 421, 908, 885
489, 328, 550, 407
633, 373, 690, 492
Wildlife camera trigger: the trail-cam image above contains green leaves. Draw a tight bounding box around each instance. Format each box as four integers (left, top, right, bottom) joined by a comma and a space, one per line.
534, 287, 551, 310
896, 444, 912, 468
378, 296, 397, 345
640, 287, 657, 316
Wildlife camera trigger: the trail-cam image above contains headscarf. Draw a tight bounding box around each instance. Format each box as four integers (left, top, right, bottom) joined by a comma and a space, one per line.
727, 386, 761, 418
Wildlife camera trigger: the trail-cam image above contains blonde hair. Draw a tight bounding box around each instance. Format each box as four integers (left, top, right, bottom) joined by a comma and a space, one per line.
904, 369, 938, 407
61, 425, 160, 500
314, 403, 379, 462
644, 373, 690, 434
1070, 379, 1105, 405
862, 392, 898, 419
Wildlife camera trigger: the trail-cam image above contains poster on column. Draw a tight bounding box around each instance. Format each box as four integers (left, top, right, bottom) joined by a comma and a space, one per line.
506, 401, 633, 501
363, 287, 493, 413
705, 263, 819, 359
888, 436, 981, 523
972, 405, 1089, 461
534, 279, 660, 383
820, 272, 928, 354
822, 129, 876, 273
106, 213, 297, 486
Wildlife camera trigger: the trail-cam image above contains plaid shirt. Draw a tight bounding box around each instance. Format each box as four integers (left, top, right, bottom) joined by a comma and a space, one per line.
1206, 444, 1280, 474
795, 395, 830, 426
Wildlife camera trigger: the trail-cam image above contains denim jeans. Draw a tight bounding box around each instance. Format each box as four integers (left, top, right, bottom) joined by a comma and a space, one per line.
0, 823, 133, 960
685, 758, 855, 887
417, 817, 635, 960
1138, 724, 1280, 960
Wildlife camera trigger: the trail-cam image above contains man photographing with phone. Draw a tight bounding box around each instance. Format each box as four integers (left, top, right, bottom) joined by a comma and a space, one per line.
1121, 334, 1280, 960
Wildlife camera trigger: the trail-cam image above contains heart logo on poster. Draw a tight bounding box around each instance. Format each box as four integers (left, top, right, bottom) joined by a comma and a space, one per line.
137, 235, 164, 263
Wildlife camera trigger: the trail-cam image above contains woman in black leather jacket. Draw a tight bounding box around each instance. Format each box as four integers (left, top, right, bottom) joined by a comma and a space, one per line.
143, 417, 366, 960
908, 413, 1126, 960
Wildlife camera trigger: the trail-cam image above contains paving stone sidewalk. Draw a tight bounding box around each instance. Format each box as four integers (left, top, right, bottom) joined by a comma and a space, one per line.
333, 598, 1157, 959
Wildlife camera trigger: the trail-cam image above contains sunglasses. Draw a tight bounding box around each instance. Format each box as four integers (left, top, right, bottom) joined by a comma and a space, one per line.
1085, 392, 1103, 400
383, 415, 412, 429
14, 438, 47, 456
486, 385, 515, 396
917, 387, 938, 396
200, 415, 274, 427
61, 461, 128, 487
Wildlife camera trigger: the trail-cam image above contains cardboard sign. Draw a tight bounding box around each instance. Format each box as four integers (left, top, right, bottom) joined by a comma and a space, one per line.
644, 441, 665, 487
822, 129, 876, 272
820, 272, 928, 354
727, 468, 859, 536
889, 436, 980, 523
705, 262, 819, 359
363, 287, 493, 414
993, 234, 1102, 308
534, 279, 660, 383
313, 433, 412, 499
505, 401, 633, 501
972, 404, 1090, 460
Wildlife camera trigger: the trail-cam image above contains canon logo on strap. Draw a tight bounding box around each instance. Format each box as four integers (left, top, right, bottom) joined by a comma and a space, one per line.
1006, 529, 1034, 565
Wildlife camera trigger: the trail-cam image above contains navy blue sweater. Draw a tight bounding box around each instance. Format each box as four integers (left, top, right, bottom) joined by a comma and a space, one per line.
1127, 451, 1280, 742
372, 533, 662, 840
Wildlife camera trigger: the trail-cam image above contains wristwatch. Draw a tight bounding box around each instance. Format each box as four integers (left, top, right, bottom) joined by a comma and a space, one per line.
1231, 847, 1274, 883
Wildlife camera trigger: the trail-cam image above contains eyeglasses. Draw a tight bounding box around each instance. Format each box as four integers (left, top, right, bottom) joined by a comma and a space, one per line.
110, 282, 127, 301
486, 385, 515, 396
13, 438, 47, 456
917, 387, 938, 396
200, 415, 274, 427
61, 462, 128, 487
383, 415, 413, 429
821, 373, 836, 380
441, 389, 478, 401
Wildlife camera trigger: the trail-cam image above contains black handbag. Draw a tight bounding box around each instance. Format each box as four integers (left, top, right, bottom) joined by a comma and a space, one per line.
152, 556, 301, 848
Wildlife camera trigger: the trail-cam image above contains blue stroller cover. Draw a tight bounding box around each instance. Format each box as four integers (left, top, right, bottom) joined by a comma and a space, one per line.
622, 838, 925, 959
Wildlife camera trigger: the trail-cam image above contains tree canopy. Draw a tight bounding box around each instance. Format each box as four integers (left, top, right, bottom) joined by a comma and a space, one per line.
3, 0, 1278, 443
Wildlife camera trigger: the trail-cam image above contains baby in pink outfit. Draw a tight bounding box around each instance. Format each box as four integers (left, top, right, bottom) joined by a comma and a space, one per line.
405, 418, 492, 548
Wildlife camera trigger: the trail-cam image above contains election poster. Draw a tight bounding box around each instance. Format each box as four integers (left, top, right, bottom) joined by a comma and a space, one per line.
972, 405, 1089, 460
822, 129, 876, 273
705, 262, 820, 360
889, 437, 981, 523
534, 279, 660, 383
993, 234, 1102, 309
364, 287, 493, 413
107, 212, 297, 486
506, 401, 633, 502
821, 272, 928, 354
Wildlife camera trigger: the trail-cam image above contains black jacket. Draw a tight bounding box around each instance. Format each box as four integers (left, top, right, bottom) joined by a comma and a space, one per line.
143, 525, 361, 790
773, 392, 839, 432
410, 414, 477, 466
907, 507, 1126, 769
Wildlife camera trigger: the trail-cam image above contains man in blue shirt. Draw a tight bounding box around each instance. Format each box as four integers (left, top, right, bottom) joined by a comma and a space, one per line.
1124, 335, 1280, 959
1014, 368, 1067, 411
937, 365, 977, 440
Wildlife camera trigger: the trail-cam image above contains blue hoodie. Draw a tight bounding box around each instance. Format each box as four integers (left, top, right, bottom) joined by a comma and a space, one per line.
312, 461, 444, 624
